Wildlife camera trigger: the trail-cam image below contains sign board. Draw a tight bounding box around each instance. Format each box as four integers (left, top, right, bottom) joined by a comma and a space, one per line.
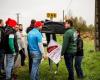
47, 39, 61, 64
47, 13, 57, 19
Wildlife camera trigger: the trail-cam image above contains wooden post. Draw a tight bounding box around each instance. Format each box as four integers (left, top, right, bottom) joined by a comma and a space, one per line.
95, 0, 100, 51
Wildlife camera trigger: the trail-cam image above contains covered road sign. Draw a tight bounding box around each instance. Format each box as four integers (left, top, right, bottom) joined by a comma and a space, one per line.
42, 21, 65, 34
47, 13, 57, 20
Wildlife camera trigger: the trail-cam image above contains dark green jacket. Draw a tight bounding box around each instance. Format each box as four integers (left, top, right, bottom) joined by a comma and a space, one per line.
61, 27, 77, 56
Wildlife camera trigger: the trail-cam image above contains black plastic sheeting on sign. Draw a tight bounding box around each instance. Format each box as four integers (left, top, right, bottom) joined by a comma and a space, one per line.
42, 21, 65, 34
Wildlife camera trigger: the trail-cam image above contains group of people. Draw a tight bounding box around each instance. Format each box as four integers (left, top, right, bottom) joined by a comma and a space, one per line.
0, 18, 84, 80
0, 18, 25, 80
26, 19, 84, 80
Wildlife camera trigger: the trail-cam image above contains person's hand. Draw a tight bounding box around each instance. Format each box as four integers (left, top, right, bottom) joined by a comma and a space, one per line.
43, 54, 48, 60
61, 56, 64, 59
41, 58, 44, 63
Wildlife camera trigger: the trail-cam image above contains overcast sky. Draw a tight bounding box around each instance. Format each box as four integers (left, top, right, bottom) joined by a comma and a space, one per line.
0, 0, 95, 28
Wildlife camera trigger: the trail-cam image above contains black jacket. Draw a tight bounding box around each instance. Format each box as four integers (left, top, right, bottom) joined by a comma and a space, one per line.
0, 26, 5, 49
76, 36, 84, 56
4, 26, 19, 54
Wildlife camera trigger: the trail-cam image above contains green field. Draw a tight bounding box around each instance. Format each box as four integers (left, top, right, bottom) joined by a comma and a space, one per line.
16, 35, 100, 80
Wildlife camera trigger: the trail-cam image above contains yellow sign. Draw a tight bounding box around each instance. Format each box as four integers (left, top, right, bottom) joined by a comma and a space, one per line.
47, 13, 57, 19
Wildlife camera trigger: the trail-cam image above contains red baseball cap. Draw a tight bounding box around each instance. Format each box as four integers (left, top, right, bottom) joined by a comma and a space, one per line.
6, 18, 17, 27
34, 21, 44, 28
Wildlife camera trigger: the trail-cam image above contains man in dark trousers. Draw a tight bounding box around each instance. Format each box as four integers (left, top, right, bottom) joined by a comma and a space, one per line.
75, 29, 84, 79
61, 20, 77, 80
14, 24, 26, 66
19, 24, 26, 66
26, 19, 36, 74
0, 19, 5, 78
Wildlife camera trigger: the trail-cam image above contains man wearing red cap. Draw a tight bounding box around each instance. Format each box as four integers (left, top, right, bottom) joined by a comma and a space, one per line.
4, 18, 19, 80
27, 21, 45, 80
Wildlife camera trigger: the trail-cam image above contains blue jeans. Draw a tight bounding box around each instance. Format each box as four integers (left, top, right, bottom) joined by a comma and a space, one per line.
64, 53, 75, 80
30, 52, 42, 80
75, 56, 84, 78
6, 54, 15, 79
